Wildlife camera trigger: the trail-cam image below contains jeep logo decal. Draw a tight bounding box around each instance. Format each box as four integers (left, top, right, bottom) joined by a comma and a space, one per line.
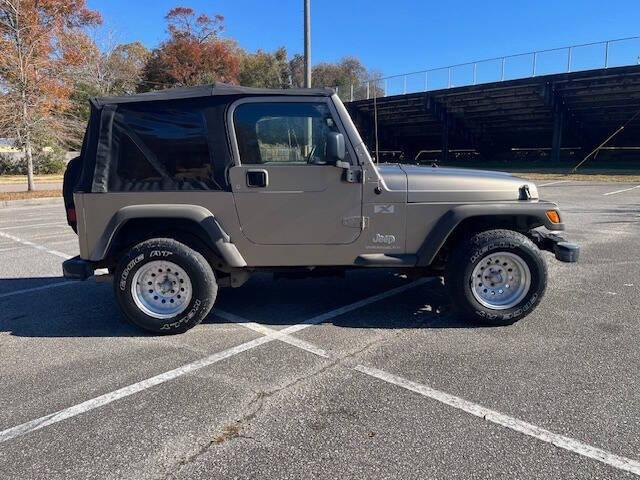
373, 234, 396, 245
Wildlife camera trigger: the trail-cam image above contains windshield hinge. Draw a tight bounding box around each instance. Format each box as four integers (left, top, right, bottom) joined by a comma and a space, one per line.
343, 166, 362, 183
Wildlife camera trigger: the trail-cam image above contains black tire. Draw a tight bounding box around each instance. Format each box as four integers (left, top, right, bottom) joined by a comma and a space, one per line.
113, 238, 217, 334
444, 229, 547, 326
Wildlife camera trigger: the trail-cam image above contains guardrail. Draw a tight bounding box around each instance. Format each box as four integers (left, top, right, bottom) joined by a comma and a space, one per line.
335, 36, 640, 102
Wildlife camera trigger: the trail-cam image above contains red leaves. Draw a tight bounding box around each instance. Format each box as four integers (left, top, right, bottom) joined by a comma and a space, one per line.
144, 6, 237, 88
166, 6, 223, 42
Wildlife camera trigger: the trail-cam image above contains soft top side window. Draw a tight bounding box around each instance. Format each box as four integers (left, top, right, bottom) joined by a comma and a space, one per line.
234, 102, 341, 166
108, 102, 221, 191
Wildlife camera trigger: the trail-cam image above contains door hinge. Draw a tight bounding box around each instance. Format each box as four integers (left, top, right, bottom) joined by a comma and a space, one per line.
343, 216, 369, 230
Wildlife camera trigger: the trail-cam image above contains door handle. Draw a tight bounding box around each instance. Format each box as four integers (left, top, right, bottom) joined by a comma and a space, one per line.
246, 169, 268, 188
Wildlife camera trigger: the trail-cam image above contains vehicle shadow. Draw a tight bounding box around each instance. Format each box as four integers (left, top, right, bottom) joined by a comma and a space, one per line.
0, 277, 142, 338
0, 272, 488, 338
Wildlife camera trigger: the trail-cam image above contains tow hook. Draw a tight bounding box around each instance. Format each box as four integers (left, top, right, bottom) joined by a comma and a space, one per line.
530, 230, 580, 263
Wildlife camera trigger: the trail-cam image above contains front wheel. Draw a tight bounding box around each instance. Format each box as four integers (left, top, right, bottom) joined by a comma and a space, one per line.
445, 229, 547, 326
114, 238, 218, 334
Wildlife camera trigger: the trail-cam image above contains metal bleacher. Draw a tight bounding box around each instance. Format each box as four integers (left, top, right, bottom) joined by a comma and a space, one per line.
340, 37, 640, 164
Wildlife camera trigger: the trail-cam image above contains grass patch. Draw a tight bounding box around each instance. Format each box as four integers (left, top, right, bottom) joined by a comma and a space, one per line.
437, 162, 640, 182
0, 174, 63, 184
0, 190, 61, 201
508, 171, 640, 182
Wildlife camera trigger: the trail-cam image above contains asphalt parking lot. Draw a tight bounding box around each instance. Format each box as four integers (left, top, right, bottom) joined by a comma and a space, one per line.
0, 180, 639, 479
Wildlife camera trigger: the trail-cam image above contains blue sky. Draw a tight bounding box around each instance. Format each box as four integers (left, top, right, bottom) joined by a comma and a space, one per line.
87, 0, 640, 79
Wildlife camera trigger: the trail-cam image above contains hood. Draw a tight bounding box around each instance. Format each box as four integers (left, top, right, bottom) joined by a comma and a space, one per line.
378, 164, 538, 203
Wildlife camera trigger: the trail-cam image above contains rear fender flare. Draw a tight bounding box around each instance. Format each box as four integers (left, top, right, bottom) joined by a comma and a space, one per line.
91, 204, 247, 268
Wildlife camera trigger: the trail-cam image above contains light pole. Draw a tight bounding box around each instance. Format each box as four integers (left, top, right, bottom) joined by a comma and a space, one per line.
304, 0, 311, 88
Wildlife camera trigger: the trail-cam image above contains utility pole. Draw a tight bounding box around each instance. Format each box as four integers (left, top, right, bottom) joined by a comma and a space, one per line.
304, 0, 311, 88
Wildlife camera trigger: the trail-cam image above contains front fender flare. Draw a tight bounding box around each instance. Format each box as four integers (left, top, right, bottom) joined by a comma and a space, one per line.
91, 204, 247, 268
416, 201, 564, 266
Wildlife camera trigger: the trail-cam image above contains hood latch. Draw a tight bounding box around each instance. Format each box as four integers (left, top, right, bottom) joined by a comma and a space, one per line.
519, 185, 532, 200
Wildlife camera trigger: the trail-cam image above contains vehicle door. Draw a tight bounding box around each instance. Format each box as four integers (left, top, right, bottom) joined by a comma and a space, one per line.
228, 98, 363, 245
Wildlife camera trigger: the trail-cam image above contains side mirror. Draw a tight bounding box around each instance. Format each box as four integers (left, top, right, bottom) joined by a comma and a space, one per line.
327, 132, 345, 162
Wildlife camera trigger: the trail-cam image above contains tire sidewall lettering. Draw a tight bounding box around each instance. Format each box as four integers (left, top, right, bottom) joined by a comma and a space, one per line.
119, 251, 175, 291
119, 253, 145, 291
160, 298, 203, 331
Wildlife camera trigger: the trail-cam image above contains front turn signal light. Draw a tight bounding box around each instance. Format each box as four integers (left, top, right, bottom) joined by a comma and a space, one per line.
546, 210, 561, 224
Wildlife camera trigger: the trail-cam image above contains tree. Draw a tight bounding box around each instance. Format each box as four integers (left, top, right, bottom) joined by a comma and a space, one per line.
0, 0, 101, 190
311, 56, 370, 93
288, 54, 305, 88
62, 38, 150, 149
104, 42, 150, 95
288, 55, 379, 97
238, 47, 290, 88
140, 7, 240, 90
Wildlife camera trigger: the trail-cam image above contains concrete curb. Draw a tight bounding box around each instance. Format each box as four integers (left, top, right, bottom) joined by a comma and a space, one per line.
0, 197, 63, 208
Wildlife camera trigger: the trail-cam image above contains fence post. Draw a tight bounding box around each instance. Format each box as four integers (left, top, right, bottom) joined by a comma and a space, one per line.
350, 83, 354, 102
366, 81, 370, 100
532, 52, 537, 77
424, 71, 428, 91
567, 47, 572, 72
473, 63, 477, 85
384, 79, 388, 97
448, 67, 452, 88
604, 41, 610, 68
500, 57, 505, 81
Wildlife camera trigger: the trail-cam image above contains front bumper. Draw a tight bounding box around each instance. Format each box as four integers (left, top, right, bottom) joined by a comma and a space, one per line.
62, 256, 94, 280
530, 230, 580, 263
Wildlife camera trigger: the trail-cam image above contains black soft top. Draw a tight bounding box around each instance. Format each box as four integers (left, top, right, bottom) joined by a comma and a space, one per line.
78, 83, 335, 194
91, 82, 334, 107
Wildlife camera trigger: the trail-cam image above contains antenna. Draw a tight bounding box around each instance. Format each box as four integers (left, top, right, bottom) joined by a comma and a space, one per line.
372, 79, 382, 191
373, 81, 380, 164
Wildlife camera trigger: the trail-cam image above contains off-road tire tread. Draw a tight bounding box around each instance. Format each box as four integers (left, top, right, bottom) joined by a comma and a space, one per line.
113, 238, 217, 334
444, 229, 547, 326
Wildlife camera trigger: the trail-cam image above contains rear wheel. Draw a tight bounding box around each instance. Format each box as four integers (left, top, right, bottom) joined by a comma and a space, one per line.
445, 229, 547, 326
114, 238, 217, 334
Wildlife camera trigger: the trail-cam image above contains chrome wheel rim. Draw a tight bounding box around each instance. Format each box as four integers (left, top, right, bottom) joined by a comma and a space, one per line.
470, 252, 531, 310
131, 261, 192, 319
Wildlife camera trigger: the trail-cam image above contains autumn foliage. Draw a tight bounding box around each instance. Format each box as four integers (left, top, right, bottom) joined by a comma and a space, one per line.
143, 7, 240, 88
0, 0, 101, 189
0, 3, 376, 190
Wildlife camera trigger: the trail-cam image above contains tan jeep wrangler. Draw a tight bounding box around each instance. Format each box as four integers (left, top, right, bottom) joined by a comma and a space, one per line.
62, 83, 578, 334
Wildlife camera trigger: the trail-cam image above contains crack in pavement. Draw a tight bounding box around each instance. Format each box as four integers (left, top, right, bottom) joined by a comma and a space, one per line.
160, 333, 401, 479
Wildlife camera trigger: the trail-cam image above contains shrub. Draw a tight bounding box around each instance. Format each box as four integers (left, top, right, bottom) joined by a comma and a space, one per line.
0, 150, 66, 175
0, 153, 23, 175
35, 152, 66, 174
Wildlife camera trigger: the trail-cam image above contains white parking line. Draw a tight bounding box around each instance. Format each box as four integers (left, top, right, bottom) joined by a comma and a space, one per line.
215, 308, 640, 476
0, 231, 72, 259
0, 335, 276, 444
3, 257, 638, 477
603, 185, 640, 196
0, 222, 67, 231
355, 365, 640, 476
538, 180, 571, 187
0, 278, 427, 444
0, 281, 75, 299
216, 310, 330, 358
0, 215, 62, 225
